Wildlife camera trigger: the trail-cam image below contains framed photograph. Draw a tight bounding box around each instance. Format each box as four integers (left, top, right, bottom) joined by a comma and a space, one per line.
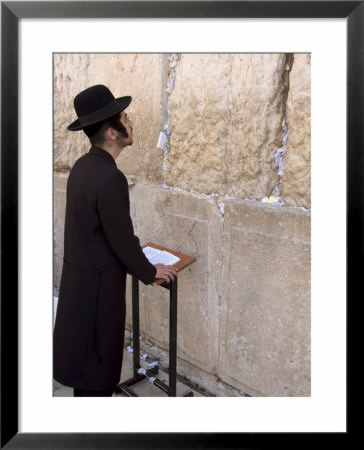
2, 1, 359, 448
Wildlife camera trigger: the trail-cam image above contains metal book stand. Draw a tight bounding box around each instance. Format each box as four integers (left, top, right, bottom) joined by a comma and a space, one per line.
115, 243, 196, 397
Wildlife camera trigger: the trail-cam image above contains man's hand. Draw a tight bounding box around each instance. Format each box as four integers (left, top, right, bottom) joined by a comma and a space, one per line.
154, 264, 178, 282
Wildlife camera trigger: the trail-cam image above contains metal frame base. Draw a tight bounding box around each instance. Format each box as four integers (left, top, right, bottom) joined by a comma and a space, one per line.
116, 275, 193, 397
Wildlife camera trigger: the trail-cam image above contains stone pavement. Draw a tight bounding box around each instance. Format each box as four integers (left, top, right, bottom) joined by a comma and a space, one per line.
53, 347, 205, 397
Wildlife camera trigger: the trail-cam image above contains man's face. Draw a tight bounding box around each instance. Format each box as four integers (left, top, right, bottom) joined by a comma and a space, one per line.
120, 110, 133, 146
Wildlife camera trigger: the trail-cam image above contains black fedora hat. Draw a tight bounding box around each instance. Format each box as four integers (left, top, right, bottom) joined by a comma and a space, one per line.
67, 84, 132, 131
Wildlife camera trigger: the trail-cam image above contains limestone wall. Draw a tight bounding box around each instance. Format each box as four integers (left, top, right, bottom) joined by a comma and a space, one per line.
53, 53, 311, 396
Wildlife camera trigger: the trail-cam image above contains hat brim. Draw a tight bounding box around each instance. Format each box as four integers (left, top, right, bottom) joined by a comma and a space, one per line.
67, 95, 132, 131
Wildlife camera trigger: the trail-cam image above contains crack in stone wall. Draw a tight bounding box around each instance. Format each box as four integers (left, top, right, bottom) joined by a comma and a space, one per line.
280, 54, 311, 209
263, 53, 294, 207
157, 53, 181, 172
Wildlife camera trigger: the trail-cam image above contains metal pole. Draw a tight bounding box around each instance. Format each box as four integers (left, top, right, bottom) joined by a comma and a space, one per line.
169, 276, 178, 396
132, 275, 140, 377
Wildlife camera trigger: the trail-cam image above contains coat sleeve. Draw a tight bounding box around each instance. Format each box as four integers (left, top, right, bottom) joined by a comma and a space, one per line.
98, 171, 157, 285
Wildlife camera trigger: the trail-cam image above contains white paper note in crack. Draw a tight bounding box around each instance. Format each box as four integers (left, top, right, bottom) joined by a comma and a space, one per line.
143, 246, 180, 265
156, 131, 168, 150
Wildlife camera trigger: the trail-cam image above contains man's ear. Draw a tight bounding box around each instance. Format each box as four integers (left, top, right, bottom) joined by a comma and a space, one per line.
105, 126, 118, 141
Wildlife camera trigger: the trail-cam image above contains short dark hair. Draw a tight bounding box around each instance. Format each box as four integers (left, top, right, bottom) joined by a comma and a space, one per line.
85, 112, 128, 146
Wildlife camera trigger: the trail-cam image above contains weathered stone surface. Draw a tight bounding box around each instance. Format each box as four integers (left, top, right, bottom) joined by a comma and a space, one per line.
54, 54, 90, 171
227, 54, 290, 199
281, 54, 311, 209
124, 184, 310, 396
125, 184, 222, 374
219, 199, 311, 396
54, 53, 310, 206
54, 53, 165, 183
87, 54, 165, 184
165, 54, 289, 199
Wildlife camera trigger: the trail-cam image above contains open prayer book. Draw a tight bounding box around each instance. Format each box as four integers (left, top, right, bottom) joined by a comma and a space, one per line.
143, 246, 181, 266
140, 242, 196, 285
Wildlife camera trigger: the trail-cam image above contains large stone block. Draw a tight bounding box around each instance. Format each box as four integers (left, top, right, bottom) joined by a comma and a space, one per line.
125, 184, 222, 374
227, 53, 290, 199
219, 199, 311, 396
165, 54, 289, 199
281, 54, 311, 209
53, 53, 165, 183
87, 54, 165, 184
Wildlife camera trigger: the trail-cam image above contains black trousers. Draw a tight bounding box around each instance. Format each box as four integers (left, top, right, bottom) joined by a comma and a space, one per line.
73, 387, 115, 397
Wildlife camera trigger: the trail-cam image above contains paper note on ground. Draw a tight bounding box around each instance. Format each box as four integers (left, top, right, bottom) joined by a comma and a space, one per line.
143, 246, 180, 265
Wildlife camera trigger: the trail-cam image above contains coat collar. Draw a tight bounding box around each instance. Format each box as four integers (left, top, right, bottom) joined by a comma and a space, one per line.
89, 146, 116, 165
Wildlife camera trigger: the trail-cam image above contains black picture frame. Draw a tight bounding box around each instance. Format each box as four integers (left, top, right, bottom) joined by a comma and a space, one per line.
1, 1, 359, 448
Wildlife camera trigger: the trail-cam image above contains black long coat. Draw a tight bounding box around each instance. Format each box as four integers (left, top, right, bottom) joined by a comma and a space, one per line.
53, 145, 156, 390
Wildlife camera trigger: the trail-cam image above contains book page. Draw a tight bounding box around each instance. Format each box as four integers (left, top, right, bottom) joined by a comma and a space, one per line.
143, 246, 181, 265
